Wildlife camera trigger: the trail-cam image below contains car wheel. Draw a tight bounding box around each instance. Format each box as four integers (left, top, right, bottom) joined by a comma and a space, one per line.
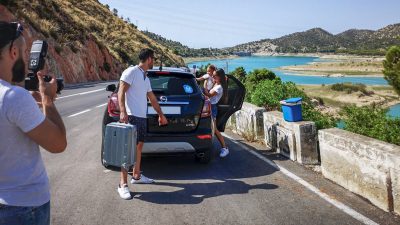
195, 147, 212, 164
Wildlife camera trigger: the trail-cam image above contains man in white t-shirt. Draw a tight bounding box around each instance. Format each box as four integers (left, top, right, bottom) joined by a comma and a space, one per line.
117, 48, 168, 200
0, 21, 67, 225
196, 64, 216, 91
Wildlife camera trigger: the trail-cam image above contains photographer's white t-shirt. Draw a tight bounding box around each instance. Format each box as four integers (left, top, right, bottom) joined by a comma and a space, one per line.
0, 79, 49, 207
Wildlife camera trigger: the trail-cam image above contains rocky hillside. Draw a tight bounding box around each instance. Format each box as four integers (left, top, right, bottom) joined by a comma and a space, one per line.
0, 0, 184, 83
228, 24, 400, 55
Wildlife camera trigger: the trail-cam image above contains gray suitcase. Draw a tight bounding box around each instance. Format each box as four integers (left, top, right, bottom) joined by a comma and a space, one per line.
103, 122, 137, 169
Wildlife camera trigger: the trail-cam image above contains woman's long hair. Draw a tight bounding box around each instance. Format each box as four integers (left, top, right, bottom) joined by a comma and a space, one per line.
215, 68, 228, 104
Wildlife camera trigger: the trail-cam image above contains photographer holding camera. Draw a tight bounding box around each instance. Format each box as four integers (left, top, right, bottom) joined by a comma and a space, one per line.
0, 22, 67, 225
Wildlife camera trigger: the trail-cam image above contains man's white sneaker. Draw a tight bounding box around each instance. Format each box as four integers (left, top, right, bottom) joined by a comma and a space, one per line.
220, 148, 229, 158
117, 184, 132, 200
131, 174, 154, 184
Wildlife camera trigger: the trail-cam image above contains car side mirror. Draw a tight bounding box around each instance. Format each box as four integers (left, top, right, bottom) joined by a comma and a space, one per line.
106, 84, 116, 92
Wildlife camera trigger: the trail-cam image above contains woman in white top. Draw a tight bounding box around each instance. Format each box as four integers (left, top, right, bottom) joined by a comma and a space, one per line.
204, 69, 229, 157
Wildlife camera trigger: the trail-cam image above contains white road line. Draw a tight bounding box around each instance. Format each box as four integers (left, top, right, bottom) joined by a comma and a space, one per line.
96, 103, 108, 108
222, 133, 379, 225
57, 88, 104, 99
67, 109, 91, 118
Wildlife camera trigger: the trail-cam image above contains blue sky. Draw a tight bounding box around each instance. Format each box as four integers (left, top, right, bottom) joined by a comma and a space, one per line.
99, 0, 400, 48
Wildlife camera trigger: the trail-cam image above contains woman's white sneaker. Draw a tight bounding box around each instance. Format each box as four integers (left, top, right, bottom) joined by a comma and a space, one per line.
220, 148, 229, 158
117, 184, 132, 200
131, 174, 154, 184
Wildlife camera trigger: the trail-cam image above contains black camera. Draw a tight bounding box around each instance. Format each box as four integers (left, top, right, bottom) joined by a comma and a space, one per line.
25, 40, 64, 93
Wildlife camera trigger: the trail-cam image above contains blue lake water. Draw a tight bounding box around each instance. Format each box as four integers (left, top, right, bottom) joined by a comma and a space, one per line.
187, 56, 389, 85
187, 56, 399, 117
388, 104, 400, 118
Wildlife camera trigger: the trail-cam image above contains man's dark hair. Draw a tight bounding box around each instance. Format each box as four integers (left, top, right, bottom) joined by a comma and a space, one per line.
0, 21, 18, 52
138, 48, 154, 63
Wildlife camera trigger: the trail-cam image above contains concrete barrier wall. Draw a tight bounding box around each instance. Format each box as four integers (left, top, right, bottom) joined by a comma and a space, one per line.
319, 128, 400, 214
226, 102, 400, 214
226, 102, 266, 141
264, 111, 318, 165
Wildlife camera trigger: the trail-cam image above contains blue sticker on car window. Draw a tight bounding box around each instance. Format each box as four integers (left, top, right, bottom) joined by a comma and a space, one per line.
183, 84, 193, 94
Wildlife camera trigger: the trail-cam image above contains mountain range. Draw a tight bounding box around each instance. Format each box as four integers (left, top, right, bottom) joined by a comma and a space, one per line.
145, 24, 400, 57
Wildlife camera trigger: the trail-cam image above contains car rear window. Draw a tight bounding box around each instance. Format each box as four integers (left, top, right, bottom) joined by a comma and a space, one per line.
148, 73, 198, 95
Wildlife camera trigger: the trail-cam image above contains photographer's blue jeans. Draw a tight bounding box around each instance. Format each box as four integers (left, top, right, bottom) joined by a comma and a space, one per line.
0, 201, 50, 225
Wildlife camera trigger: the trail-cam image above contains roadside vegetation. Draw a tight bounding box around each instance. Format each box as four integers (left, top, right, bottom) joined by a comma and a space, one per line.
230, 62, 399, 145
330, 83, 374, 95
383, 45, 400, 95
231, 68, 336, 130
340, 105, 400, 145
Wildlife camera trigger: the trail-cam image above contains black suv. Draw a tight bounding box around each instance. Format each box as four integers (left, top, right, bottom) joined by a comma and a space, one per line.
101, 67, 245, 164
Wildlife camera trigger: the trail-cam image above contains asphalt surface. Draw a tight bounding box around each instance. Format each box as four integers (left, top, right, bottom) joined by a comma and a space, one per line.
39, 82, 400, 225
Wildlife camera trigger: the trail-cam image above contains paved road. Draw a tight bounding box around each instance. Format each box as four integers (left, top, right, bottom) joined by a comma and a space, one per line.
40, 82, 400, 225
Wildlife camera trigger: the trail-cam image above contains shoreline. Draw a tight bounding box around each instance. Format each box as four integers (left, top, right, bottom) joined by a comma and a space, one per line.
184, 53, 387, 78
278, 70, 384, 78
298, 85, 400, 115
184, 55, 239, 64
278, 54, 385, 77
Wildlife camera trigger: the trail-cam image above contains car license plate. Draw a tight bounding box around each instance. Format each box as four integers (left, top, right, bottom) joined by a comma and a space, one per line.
147, 106, 181, 115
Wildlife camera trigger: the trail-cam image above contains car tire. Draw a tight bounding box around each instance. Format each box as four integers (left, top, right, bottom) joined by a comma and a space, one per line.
195, 147, 212, 164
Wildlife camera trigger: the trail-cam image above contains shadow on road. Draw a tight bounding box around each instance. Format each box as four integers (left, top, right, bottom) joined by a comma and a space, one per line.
131, 138, 280, 204
134, 179, 277, 205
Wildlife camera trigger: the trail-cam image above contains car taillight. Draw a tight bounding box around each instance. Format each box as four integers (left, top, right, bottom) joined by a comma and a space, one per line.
201, 99, 211, 118
108, 93, 120, 117
197, 134, 212, 139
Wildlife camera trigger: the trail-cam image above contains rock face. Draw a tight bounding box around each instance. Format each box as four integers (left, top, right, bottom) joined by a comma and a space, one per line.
1, 5, 121, 83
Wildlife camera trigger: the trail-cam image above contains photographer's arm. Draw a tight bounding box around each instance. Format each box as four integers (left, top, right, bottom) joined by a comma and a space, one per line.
27, 102, 67, 153
26, 74, 67, 153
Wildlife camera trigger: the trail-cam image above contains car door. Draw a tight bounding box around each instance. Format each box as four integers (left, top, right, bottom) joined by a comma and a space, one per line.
216, 75, 246, 132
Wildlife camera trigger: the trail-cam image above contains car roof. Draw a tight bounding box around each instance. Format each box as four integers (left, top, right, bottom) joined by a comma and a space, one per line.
148, 67, 195, 77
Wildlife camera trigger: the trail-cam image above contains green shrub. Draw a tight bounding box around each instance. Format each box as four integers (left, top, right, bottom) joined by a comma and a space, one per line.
341, 105, 400, 145
245, 68, 278, 101
231, 67, 247, 83
330, 83, 373, 95
250, 78, 336, 130
251, 79, 285, 110
103, 62, 111, 73
383, 45, 400, 95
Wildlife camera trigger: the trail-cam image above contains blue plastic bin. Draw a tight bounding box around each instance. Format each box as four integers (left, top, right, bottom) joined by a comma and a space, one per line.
280, 97, 303, 122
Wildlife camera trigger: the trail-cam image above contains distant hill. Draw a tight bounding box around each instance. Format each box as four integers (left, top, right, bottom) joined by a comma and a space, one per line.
145, 23, 400, 58
228, 24, 400, 55
0, 0, 184, 83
